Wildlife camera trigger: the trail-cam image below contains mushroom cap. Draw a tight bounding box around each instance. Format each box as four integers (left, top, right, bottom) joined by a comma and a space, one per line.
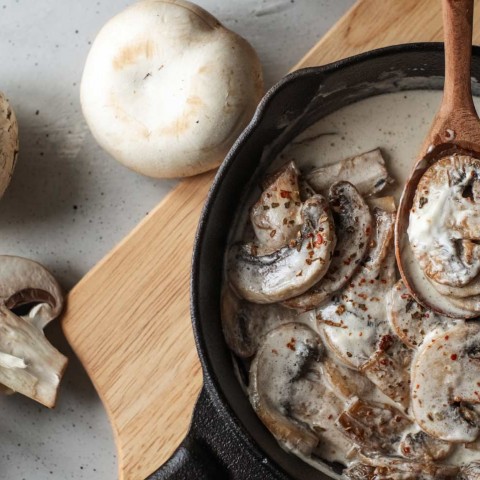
80, 0, 263, 178
0, 92, 18, 198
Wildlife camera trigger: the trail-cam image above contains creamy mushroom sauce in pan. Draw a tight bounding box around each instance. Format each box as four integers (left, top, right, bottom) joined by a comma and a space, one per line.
223, 90, 480, 479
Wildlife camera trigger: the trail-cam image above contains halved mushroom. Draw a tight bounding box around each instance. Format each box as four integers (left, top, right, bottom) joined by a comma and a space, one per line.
250, 162, 303, 251
386, 279, 460, 349
411, 322, 480, 443
0, 256, 66, 407
0, 92, 18, 198
345, 457, 459, 480
399, 430, 454, 461
460, 462, 480, 480
220, 286, 310, 358
318, 206, 396, 369
0, 255, 64, 329
335, 398, 410, 455
284, 182, 372, 311
306, 148, 392, 197
228, 194, 335, 303
249, 323, 323, 455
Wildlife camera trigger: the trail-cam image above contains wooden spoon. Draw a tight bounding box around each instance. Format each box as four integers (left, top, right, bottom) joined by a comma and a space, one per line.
395, 0, 480, 318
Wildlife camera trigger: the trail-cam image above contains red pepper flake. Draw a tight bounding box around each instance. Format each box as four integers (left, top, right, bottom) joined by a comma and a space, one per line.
286, 338, 296, 351
379, 334, 394, 352
444, 335, 449, 340
451, 354, 458, 361
315, 233, 324, 246
270, 229, 276, 238
280, 190, 292, 199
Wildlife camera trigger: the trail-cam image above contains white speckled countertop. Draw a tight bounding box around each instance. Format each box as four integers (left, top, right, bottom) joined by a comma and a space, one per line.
0, 1, 354, 478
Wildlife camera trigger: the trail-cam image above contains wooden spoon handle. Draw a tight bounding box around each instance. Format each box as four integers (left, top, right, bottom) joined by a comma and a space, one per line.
442, 0, 476, 115
419, 0, 480, 154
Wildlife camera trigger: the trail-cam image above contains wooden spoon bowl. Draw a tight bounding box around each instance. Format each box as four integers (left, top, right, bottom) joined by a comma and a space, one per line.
396, 0, 480, 318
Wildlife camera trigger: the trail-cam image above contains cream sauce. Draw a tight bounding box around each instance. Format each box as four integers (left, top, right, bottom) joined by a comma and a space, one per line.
228, 90, 480, 477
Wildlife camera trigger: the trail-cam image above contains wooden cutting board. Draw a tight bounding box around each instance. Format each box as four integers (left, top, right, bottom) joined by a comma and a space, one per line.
61, 0, 480, 478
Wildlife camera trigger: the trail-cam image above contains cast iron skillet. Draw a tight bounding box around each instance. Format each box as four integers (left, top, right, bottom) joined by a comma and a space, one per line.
149, 43, 480, 480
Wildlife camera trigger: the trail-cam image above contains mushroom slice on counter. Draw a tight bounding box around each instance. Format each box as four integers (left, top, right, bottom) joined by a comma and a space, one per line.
345, 457, 459, 480
0, 256, 66, 407
411, 322, 480, 443
460, 462, 480, 480
318, 205, 411, 406
249, 323, 324, 455
250, 162, 303, 251
284, 182, 372, 311
409, 155, 480, 288
0, 92, 18, 199
335, 398, 410, 455
386, 279, 460, 349
399, 430, 454, 461
305, 148, 392, 197
228, 195, 335, 303
221, 286, 311, 358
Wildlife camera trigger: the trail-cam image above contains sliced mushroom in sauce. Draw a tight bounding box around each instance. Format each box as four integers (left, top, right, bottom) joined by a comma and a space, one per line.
386, 279, 460, 349
248, 323, 324, 455
221, 286, 312, 358
306, 148, 392, 197
411, 322, 480, 443
284, 181, 372, 311
250, 161, 303, 251
228, 194, 336, 303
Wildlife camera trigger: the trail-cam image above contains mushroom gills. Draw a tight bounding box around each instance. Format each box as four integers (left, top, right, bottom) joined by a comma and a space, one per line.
0, 255, 64, 330
305, 148, 392, 197
228, 194, 336, 303
248, 323, 324, 455
411, 322, 480, 443
284, 181, 372, 311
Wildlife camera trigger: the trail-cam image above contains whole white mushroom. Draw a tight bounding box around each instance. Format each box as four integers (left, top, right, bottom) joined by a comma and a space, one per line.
80, 0, 264, 178
0, 92, 18, 197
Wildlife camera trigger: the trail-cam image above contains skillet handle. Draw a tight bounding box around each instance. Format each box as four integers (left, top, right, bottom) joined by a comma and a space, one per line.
147, 386, 280, 480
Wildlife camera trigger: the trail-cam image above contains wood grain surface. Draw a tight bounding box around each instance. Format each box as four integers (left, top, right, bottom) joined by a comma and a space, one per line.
61, 0, 480, 478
